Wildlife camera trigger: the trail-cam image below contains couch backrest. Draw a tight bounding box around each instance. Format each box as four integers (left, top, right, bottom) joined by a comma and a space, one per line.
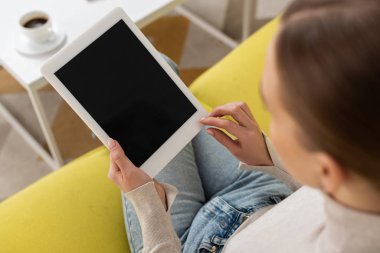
189, 18, 280, 134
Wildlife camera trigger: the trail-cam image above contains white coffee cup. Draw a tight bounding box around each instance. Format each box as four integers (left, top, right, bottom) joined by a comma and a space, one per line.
19, 11, 55, 44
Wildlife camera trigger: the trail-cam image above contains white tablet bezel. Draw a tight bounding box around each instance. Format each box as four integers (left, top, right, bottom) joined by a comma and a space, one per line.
41, 7, 207, 177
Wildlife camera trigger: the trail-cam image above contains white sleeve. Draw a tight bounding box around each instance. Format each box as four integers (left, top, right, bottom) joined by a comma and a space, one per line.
124, 181, 181, 253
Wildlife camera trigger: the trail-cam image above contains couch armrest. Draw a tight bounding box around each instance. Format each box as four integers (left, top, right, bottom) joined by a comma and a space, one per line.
0, 147, 131, 253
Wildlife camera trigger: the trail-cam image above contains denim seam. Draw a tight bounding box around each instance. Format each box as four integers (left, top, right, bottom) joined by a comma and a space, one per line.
216, 197, 252, 239
205, 197, 246, 244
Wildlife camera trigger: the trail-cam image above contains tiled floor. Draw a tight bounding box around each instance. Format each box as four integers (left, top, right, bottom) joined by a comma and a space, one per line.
0, 0, 292, 201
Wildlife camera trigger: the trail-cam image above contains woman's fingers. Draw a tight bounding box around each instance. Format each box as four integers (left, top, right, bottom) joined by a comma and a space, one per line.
238, 102, 254, 120
108, 157, 121, 181
108, 139, 134, 175
201, 117, 242, 138
208, 102, 253, 127
107, 138, 153, 193
206, 128, 240, 155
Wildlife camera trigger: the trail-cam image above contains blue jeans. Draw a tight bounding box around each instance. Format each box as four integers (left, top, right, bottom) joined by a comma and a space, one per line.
122, 130, 292, 253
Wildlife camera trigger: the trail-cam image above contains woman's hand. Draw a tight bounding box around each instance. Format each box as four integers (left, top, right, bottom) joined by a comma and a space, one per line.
200, 102, 273, 166
107, 139, 167, 209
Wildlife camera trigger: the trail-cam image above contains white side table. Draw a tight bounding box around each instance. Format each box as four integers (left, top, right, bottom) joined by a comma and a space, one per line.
0, 0, 185, 169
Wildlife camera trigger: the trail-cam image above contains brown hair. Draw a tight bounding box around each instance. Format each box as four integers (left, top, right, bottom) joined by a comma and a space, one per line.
275, 0, 380, 187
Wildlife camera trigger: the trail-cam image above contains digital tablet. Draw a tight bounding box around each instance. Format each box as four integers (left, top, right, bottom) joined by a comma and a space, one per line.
41, 7, 207, 177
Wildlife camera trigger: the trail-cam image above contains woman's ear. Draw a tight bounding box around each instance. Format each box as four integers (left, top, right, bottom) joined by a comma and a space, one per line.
316, 153, 347, 195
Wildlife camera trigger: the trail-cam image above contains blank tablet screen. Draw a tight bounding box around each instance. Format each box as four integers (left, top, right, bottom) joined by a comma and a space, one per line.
55, 20, 197, 167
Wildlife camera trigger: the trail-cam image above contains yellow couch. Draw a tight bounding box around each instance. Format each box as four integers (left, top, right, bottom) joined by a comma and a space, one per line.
0, 19, 278, 252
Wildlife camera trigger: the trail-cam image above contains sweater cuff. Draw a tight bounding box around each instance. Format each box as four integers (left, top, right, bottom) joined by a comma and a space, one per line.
239, 135, 302, 192
124, 181, 165, 212
161, 183, 178, 212
124, 181, 178, 212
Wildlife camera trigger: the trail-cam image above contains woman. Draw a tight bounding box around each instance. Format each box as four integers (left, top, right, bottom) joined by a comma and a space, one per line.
108, 0, 380, 252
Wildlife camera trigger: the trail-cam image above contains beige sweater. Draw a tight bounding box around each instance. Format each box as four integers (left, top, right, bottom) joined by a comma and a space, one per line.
125, 139, 380, 253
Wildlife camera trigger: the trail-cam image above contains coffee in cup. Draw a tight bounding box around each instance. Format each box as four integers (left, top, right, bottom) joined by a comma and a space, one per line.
23, 17, 48, 29
19, 11, 55, 43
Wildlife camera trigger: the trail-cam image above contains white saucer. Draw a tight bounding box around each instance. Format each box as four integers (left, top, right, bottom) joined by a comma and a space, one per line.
15, 29, 66, 56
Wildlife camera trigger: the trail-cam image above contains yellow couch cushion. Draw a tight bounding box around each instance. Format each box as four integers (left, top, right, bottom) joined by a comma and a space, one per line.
0, 19, 279, 253
190, 18, 279, 134
0, 147, 130, 253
